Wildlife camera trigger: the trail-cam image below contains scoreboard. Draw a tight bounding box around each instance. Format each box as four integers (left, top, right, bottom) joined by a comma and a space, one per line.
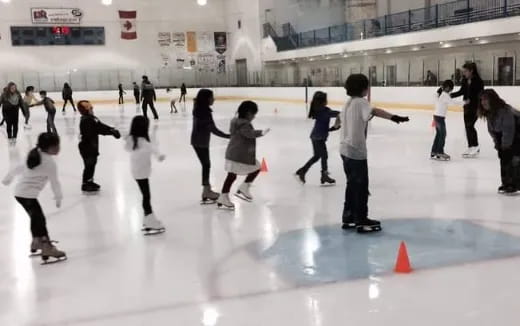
11, 26, 105, 46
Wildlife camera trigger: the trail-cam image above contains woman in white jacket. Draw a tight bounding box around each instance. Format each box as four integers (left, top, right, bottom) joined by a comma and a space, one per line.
125, 116, 166, 234
2, 132, 66, 263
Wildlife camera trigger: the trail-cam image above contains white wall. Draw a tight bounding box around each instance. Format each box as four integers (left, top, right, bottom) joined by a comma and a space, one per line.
0, 0, 227, 75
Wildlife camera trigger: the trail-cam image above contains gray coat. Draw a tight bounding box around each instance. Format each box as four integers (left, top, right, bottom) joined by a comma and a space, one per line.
487, 105, 520, 149
225, 118, 263, 165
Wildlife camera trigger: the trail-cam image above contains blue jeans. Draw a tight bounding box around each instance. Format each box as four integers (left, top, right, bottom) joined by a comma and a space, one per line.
342, 156, 369, 223
431, 115, 446, 154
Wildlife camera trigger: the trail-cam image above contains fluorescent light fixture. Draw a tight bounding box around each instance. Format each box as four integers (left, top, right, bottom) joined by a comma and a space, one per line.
101, 0, 112, 5
475, 37, 480, 41
197, 0, 207, 6
412, 46, 420, 51
1, 0, 11, 3
385, 49, 392, 54
439, 41, 444, 44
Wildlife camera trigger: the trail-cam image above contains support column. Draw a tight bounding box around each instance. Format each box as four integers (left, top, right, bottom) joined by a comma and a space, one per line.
345, 0, 377, 22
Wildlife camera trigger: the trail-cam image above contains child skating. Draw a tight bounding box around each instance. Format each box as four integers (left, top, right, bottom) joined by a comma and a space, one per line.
166, 88, 178, 114
2, 132, 66, 264
77, 100, 121, 193
295, 91, 340, 185
217, 101, 270, 210
31, 90, 58, 135
340, 74, 409, 233
125, 116, 166, 235
431, 80, 455, 161
22, 86, 37, 130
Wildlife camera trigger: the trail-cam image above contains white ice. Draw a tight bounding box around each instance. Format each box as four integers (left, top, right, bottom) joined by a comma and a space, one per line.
1, 98, 519, 326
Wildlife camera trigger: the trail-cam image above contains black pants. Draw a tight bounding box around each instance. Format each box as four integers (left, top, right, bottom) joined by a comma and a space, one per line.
119, 94, 124, 104
142, 99, 158, 119
222, 170, 260, 193
193, 146, 211, 186
136, 179, 152, 215
15, 197, 49, 238
80, 152, 98, 184
134, 93, 140, 105
179, 94, 186, 102
342, 156, 369, 223
300, 139, 328, 173
431, 116, 446, 154
47, 110, 57, 134
63, 97, 76, 111
498, 149, 520, 188
464, 107, 479, 147
5, 108, 19, 139
22, 102, 30, 124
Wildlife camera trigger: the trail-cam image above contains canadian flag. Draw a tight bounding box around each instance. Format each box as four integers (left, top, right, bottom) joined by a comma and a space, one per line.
119, 10, 137, 40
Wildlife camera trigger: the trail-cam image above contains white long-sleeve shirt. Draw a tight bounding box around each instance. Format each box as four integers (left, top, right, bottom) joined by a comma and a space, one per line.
3, 152, 62, 200
125, 137, 163, 180
434, 91, 456, 117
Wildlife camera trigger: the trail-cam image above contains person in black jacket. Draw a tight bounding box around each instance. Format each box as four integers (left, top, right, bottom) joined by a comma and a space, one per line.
191, 89, 230, 203
0, 82, 23, 145
133, 82, 140, 105
451, 62, 484, 158
62, 83, 76, 114
118, 84, 126, 105
141, 78, 158, 120
31, 91, 58, 134
77, 100, 121, 193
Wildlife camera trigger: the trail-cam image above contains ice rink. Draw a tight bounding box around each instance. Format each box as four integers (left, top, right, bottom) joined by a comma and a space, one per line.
1, 98, 520, 325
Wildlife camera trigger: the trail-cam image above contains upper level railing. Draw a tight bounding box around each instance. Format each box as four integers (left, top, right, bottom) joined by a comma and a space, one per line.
272, 0, 520, 51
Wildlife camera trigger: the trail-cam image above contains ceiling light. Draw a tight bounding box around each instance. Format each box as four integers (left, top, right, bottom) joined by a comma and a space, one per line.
101, 0, 112, 5
197, 0, 207, 6
412, 46, 420, 51
475, 37, 480, 41
385, 49, 392, 54
1, 0, 11, 3
439, 41, 444, 45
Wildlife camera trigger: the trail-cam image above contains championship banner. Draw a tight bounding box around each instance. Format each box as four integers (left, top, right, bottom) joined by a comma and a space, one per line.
217, 55, 226, 73
197, 53, 216, 72
197, 32, 213, 52
186, 31, 197, 53
214, 32, 227, 54
31, 8, 83, 24
172, 32, 185, 49
158, 32, 171, 47
119, 10, 137, 40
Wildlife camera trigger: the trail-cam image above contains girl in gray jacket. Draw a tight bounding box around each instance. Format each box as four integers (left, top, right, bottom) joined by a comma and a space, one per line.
217, 101, 270, 209
479, 89, 520, 194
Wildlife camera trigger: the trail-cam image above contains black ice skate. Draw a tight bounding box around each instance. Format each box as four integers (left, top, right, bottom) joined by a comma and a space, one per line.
356, 219, 382, 233
201, 185, 219, 205
431, 153, 451, 161
341, 222, 357, 230
40, 239, 67, 265
320, 172, 336, 186
82, 182, 100, 194
500, 185, 518, 196
295, 168, 306, 184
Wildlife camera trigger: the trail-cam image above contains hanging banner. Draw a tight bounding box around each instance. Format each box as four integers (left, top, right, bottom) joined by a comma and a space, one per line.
172, 32, 185, 49
197, 53, 216, 72
158, 32, 171, 47
197, 32, 213, 53
214, 32, 227, 54
186, 31, 197, 53
31, 8, 83, 24
119, 11, 137, 40
217, 55, 226, 73
160, 53, 170, 67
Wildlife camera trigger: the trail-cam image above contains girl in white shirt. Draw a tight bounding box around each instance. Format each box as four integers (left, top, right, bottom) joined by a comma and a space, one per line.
2, 132, 66, 263
431, 80, 455, 160
125, 116, 166, 234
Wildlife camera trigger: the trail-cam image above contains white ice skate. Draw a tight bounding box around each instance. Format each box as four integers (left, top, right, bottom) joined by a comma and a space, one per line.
24, 123, 32, 130
431, 153, 451, 161
235, 183, 253, 202
217, 193, 235, 210
142, 213, 166, 235
462, 146, 480, 158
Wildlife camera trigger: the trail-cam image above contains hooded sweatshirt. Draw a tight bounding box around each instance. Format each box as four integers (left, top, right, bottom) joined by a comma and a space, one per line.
225, 117, 263, 165
487, 105, 520, 150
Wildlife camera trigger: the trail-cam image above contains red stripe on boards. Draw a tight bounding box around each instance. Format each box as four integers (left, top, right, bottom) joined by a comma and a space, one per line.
119, 10, 136, 19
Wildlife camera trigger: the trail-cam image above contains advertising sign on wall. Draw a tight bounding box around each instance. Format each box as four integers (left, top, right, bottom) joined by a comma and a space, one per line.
158, 32, 171, 47
172, 32, 186, 50
214, 32, 227, 54
186, 32, 197, 53
31, 8, 83, 24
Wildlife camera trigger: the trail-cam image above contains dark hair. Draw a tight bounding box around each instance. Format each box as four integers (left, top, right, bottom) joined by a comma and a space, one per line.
142, 75, 149, 81
345, 74, 369, 97
437, 80, 455, 96
63, 83, 70, 89
308, 91, 327, 119
462, 62, 481, 79
27, 133, 60, 169
129, 116, 150, 150
237, 101, 258, 119
77, 100, 90, 115
25, 86, 34, 95
478, 89, 507, 120
193, 89, 214, 112
39, 90, 47, 97
3, 82, 18, 97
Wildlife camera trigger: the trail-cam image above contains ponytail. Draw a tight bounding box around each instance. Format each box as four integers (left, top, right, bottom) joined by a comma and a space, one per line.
26, 132, 60, 169
436, 87, 443, 97
308, 91, 327, 119
27, 148, 41, 169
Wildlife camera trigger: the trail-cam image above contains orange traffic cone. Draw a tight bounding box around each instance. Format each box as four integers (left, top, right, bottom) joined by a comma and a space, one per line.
394, 241, 412, 273
260, 158, 268, 172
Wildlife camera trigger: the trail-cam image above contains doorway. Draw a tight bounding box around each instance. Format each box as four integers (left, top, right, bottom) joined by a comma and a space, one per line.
236, 59, 248, 86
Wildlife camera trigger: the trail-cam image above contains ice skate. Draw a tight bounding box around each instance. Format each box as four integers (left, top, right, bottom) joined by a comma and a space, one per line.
295, 168, 306, 184
341, 222, 357, 230
236, 183, 253, 202
201, 185, 219, 204
500, 185, 518, 196
320, 171, 336, 186
24, 123, 32, 130
82, 182, 100, 194
356, 219, 382, 233
142, 213, 166, 235
41, 238, 67, 264
431, 153, 450, 161
498, 185, 506, 194
29, 237, 43, 256
462, 146, 480, 158
217, 193, 235, 210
